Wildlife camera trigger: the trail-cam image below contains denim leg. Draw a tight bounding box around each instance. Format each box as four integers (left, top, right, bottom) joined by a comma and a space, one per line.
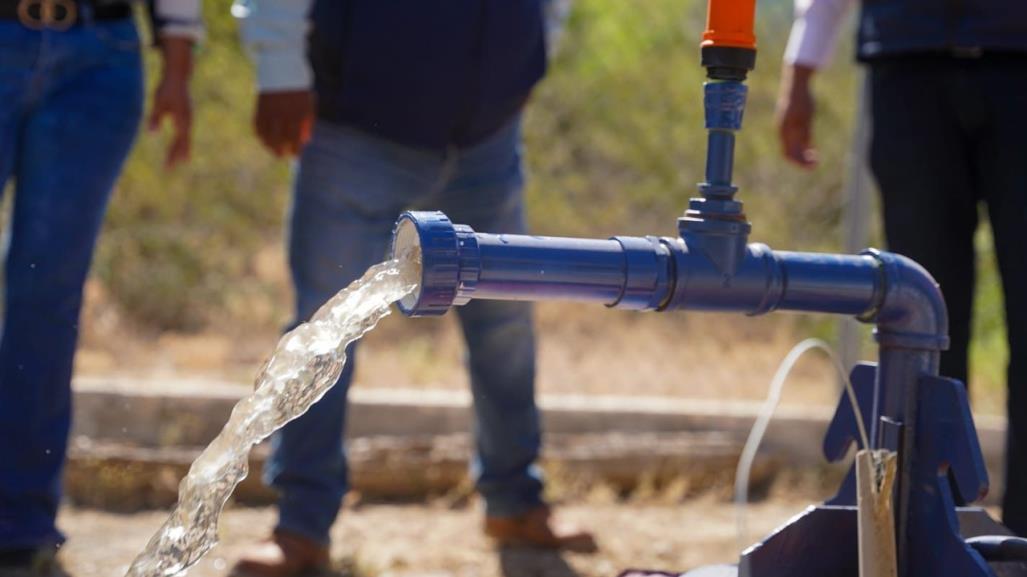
0, 25, 142, 548
869, 60, 979, 386
267, 122, 440, 542
0, 23, 31, 550
0, 24, 33, 187
458, 300, 541, 518
970, 58, 1027, 536
435, 118, 543, 517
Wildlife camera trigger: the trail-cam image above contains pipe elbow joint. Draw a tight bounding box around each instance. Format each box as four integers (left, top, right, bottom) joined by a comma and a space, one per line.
864, 249, 949, 352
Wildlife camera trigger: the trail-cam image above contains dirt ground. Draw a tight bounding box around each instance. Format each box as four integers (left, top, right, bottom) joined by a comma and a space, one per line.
56, 498, 809, 577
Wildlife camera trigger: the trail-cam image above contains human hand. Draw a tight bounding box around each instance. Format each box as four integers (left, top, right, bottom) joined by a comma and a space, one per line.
149, 36, 194, 169
254, 90, 315, 157
776, 64, 818, 169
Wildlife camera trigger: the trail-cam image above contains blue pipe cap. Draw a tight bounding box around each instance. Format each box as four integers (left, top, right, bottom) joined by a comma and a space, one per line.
391, 211, 463, 316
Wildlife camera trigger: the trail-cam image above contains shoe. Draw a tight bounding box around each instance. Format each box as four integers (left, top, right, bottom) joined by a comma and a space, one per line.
229, 530, 330, 577
0, 545, 66, 577
484, 505, 598, 553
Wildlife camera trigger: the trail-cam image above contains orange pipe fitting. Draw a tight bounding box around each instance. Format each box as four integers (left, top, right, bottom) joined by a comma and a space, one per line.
701, 0, 757, 50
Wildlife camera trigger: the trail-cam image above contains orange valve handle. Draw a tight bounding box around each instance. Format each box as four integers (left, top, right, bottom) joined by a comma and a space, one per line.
699, 0, 757, 79
702, 0, 757, 50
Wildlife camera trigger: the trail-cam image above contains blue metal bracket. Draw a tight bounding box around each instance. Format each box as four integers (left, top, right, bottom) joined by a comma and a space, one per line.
390, 211, 1025, 576
823, 363, 877, 506
735, 369, 996, 577
906, 374, 991, 577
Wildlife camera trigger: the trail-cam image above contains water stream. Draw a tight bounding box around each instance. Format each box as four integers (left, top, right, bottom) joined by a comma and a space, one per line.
125, 249, 420, 577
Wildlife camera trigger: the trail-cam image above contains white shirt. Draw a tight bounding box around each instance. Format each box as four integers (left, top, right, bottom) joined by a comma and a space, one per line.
232, 0, 315, 92
783, 0, 856, 69
233, 0, 573, 93
154, 0, 206, 42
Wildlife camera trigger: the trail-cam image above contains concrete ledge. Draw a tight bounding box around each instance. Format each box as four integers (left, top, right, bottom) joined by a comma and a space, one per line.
70, 376, 1009, 506
74, 377, 838, 446
65, 431, 760, 511
72, 376, 1006, 463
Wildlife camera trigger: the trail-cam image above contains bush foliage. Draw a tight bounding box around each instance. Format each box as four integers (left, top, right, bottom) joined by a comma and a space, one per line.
93, 0, 1005, 392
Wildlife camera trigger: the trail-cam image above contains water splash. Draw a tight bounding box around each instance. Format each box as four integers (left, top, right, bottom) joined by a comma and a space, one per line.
126, 250, 420, 577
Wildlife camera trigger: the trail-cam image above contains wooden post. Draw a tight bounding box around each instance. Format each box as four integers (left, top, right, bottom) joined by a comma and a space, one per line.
857, 449, 898, 577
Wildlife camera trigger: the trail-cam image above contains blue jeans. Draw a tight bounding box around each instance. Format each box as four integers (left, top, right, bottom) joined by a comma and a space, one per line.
0, 20, 143, 548
266, 118, 542, 543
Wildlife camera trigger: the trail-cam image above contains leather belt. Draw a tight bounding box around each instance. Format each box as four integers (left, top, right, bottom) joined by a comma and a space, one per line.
1, 0, 131, 30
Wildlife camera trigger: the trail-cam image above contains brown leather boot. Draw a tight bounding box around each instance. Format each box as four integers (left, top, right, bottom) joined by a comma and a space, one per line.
229, 530, 330, 577
484, 505, 598, 553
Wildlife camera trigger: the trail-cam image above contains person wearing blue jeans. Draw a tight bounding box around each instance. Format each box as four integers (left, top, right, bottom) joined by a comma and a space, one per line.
0, 1, 200, 573
273, 116, 545, 540
232, 1, 595, 575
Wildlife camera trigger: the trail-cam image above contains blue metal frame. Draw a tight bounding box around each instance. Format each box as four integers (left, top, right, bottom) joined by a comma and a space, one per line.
735, 365, 995, 577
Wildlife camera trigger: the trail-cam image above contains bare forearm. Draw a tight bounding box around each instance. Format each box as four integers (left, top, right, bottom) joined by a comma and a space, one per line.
782, 63, 816, 95
776, 64, 818, 168
150, 36, 195, 169
159, 36, 194, 85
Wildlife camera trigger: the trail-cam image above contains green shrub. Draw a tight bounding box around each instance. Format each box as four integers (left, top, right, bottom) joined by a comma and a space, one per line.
95, 0, 289, 330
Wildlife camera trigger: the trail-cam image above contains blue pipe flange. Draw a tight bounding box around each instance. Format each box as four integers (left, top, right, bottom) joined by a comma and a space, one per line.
392, 211, 466, 316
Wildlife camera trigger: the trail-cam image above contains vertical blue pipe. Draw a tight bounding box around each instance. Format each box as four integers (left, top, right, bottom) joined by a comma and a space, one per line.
705, 130, 736, 191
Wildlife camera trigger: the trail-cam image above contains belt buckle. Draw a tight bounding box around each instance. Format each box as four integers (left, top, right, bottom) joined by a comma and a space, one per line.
17, 0, 77, 30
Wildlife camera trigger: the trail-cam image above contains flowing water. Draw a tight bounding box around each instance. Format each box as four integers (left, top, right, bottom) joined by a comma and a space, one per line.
125, 249, 420, 577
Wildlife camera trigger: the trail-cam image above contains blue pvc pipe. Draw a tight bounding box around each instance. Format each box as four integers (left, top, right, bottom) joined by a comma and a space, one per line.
705, 130, 736, 189
392, 211, 885, 320
391, 212, 945, 355
392, 211, 673, 314
770, 250, 882, 315
392, 210, 953, 577
471, 234, 628, 304
658, 241, 881, 316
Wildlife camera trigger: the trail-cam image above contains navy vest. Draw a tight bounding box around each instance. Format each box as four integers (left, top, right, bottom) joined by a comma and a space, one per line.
308, 0, 547, 151
858, 0, 1027, 60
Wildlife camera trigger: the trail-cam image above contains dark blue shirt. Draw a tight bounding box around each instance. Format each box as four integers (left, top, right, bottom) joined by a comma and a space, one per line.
858, 0, 1027, 60
309, 0, 548, 151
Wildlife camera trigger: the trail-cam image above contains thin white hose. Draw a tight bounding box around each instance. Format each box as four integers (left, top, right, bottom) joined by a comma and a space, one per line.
733, 337, 872, 551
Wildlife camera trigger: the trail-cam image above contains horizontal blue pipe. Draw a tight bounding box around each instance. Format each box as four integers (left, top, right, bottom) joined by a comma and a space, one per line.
656, 240, 882, 316
392, 211, 885, 320
471, 234, 627, 304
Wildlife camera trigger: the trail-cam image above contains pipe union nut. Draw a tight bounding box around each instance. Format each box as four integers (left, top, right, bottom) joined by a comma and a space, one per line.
392, 211, 465, 316
704, 81, 748, 131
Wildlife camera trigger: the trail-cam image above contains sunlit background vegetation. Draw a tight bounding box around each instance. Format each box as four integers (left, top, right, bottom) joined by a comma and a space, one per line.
78, 0, 1007, 409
